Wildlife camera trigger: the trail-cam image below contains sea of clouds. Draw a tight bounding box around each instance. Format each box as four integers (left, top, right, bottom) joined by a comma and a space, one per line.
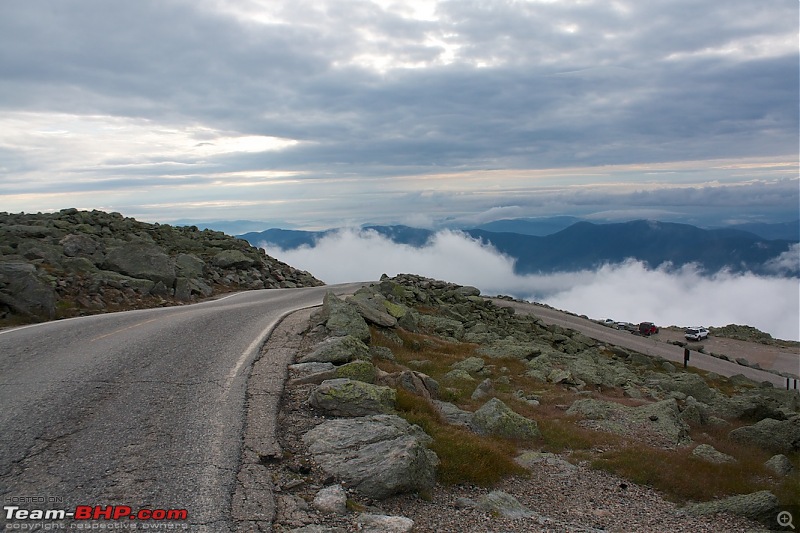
263, 229, 800, 341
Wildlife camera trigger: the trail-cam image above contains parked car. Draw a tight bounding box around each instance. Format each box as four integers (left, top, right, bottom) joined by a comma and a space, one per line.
685, 327, 709, 341
637, 322, 659, 336
616, 322, 637, 332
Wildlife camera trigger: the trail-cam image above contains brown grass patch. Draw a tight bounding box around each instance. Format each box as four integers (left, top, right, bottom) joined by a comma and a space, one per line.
394, 389, 527, 486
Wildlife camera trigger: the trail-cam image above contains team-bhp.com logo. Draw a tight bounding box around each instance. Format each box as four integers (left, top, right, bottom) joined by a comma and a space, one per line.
4, 504, 188, 521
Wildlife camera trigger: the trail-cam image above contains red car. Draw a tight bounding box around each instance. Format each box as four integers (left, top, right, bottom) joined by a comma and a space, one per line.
637, 322, 659, 336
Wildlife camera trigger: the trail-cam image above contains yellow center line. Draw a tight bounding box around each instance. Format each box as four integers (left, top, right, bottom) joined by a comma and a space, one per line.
89, 317, 161, 343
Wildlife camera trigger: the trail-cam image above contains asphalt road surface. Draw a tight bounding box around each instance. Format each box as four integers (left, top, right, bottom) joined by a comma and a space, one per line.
0, 284, 362, 531
492, 299, 798, 389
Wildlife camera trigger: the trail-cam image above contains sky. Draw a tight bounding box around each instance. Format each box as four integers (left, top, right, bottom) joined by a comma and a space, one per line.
0, 0, 798, 230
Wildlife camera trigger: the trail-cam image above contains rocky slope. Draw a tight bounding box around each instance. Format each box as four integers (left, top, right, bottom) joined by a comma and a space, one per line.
262, 274, 799, 532
0, 208, 322, 325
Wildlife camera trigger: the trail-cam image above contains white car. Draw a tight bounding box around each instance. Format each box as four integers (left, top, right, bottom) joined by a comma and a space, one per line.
684, 327, 709, 341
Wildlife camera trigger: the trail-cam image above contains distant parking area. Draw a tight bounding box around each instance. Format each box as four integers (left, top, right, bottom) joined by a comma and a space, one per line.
489, 298, 799, 386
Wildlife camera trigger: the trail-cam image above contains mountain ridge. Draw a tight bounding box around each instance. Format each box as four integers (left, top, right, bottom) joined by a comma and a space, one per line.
240, 219, 798, 276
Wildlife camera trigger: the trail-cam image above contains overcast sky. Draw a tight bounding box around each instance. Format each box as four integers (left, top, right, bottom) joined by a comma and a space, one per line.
0, 0, 797, 229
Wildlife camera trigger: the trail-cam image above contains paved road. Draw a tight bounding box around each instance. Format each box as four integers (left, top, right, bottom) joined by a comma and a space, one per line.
0, 284, 362, 531
491, 299, 798, 389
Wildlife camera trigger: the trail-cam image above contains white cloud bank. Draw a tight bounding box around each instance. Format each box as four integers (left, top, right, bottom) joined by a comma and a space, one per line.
263, 229, 800, 341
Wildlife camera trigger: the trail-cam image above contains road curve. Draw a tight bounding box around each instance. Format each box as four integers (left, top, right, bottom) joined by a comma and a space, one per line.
491, 299, 798, 389
0, 283, 363, 531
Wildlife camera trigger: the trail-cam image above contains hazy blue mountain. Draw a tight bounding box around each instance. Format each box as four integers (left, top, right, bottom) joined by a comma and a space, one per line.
239, 220, 797, 276
239, 228, 335, 249
474, 216, 581, 236
717, 220, 799, 242
465, 221, 795, 275
174, 219, 295, 235
362, 225, 435, 247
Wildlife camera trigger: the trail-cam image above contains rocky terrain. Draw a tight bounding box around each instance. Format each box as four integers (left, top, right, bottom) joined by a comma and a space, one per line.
260, 274, 799, 532
0, 209, 322, 325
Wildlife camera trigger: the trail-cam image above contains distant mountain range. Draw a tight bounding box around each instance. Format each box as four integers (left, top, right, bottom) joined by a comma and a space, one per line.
716, 220, 799, 242
239, 219, 799, 276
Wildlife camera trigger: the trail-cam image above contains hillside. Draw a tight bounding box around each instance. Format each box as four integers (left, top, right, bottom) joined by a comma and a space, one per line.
0, 209, 322, 325
262, 274, 799, 531
239, 220, 798, 276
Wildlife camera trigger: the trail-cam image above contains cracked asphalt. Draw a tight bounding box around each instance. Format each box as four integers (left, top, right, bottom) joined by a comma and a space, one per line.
0, 284, 363, 531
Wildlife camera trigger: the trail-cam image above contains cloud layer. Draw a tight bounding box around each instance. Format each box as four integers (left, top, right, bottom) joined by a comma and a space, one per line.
264, 229, 800, 341
0, 0, 797, 226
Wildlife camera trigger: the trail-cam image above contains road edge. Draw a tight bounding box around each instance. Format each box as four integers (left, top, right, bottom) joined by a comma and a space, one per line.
231, 307, 316, 532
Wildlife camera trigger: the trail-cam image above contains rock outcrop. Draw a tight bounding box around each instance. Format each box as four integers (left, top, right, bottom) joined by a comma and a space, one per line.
728, 417, 800, 454
685, 490, 780, 525
0, 209, 322, 322
308, 378, 396, 417
567, 398, 691, 447
302, 415, 439, 499
470, 398, 541, 440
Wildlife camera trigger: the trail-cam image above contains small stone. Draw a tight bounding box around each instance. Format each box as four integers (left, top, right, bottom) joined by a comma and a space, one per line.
357, 514, 414, 533
312, 484, 347, 515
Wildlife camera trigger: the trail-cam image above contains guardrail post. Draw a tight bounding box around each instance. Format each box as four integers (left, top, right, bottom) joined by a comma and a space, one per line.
683, 348, 690, 369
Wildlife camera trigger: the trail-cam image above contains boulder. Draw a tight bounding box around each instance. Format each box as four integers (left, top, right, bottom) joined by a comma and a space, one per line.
417, 314, 464, 340
566, 350, 639, 389
432, 400, 473, 427
103, 243, 175, 286
470, 398, 540, 440
477, 339, 541, 360
321, 292, 371, 342
175, 253, 205, 278
0, 262, 56, 319
378, 370, 439, 400
680, 396, 710, 426
298, 336, 370, 365
443, 368, 475, 382
728, 417, 800, 454
567, 398, 691, 447
764, 454, 794, 476
60, 233, 104, 260
347, 295, 397, 328
476, 491, 536, 519
289, 362, 336, 376
514, 451, 577, 476
309, 379, 396, 417
382, 300, 409, 319
211, 249, 256, 269
653, 372, 718, 404
334, 360, 377, 384
712, 389, 791, 422
691, 444, 735, 464
451, 356, 485, 374
471, 378, 494, 401
685, 490, 780, 525
302, 414, 438, 499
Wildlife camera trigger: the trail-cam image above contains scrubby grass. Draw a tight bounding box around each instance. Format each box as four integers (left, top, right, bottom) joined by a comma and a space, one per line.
370, 326, 799, 506
592, 445, 763, 502
394, 388, 526, 486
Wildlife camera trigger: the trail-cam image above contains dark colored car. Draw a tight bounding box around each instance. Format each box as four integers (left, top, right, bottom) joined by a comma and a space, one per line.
638, 322, 659, 336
